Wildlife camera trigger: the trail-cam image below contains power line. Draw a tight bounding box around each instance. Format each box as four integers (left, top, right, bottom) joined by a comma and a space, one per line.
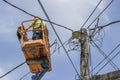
3, 41, 69, 80
92, 41, 119, 71
87, 0, 114, 29
90, 43, 120, 74
98, 20, 120, 28
46, 20, 74, 32
19, 72, 30, 80
81, 0, 103, 28
95, 50, 120, 74
19, 38, 72, 80
2, 0, 74, 77
90, 20, 120, 31
0, 61, 26, 79
2, 0, 35, 17
37, 0, 80, 78
50, 38, 70, 55
2, 0, 73, 32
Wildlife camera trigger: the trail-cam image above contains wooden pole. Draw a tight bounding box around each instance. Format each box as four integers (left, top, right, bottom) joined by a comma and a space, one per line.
80, 28, 90, 80
72, 28, 90, 80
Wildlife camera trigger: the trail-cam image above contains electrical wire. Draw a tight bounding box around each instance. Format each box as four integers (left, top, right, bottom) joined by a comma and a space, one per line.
89, 20, 120, 49
2, 0, 35, 17
81, 0, 103, 28
95, 50, 120, 74
67, 39, 80, 52
92, 28, 105, 47
19, 72, 30, 80
47, 21, 74, 32
19, 40, 59, 80
19, 39, 80, 80
0, 61, 26, 79
51, 39, 60, 54
87, 0, 114, 29
19, 38, 72, 80
1, 0, 74, 76
92, 41, 119, 70
50, 38, 71, 55
90, 20, 120, 30
37, 0, 80, 78
90, 43, 120, 74
98, 20, 120, 28
3, 0, 119, 79
2, 0, 73, 32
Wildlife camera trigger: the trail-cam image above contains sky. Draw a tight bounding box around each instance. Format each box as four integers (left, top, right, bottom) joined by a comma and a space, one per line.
0, 0, 120, 80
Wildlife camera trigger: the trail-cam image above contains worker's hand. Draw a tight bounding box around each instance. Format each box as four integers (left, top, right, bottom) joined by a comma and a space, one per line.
25, 28, 29, 31
39, 28, 42, 30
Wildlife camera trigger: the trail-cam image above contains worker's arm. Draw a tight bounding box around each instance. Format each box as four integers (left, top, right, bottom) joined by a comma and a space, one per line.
26, 21, 35, 30
26, 17, 39, 30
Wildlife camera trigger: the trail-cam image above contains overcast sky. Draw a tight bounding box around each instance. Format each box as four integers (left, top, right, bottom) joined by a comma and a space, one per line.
0, 0, 120, 80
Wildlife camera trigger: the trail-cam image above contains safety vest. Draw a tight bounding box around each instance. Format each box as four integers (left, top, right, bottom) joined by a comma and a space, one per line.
33, 19, 42, 29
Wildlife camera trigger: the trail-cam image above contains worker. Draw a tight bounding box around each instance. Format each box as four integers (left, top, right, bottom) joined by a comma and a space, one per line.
27, 17, 45, 61
27, 17, 43, 40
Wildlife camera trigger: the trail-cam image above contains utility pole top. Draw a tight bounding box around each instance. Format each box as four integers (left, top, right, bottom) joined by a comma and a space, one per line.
72, 28, 90, 80
72, 31, 81, 39
72, 28, 87, 39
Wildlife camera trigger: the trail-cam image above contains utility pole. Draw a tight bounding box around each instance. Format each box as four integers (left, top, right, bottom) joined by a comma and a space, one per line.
72, 28, 90, 80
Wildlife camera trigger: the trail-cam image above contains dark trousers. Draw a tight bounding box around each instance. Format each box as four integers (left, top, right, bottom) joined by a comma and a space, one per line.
32, 30, 42, 40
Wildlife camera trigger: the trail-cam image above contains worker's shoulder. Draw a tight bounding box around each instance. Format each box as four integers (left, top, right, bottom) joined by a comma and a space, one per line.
42, 20, 46, 27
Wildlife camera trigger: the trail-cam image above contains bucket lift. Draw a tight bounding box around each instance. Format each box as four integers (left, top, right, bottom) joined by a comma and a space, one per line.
17, 18, 52, 79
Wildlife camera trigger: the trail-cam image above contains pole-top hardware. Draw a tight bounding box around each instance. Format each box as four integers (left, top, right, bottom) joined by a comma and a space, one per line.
72, 31, 81, 39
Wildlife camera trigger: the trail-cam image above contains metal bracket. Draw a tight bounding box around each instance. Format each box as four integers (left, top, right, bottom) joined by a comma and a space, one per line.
31, 69, 47, 80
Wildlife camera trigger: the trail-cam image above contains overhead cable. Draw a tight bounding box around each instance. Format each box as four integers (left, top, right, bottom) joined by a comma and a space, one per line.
92, 41, 119, 70
95, 50, 120, 74
2, 0, 73, 32
81, 0, 103, 28
87, 0, 114, 29
19, 72, 30, 80
0, 61, 26, 79
90, 20, 120, 30
3, 0, 35, 17
19, 38, 72, 80
91, 43, 120, 73
98, 20, 120, 28
37, 0, 80, 78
